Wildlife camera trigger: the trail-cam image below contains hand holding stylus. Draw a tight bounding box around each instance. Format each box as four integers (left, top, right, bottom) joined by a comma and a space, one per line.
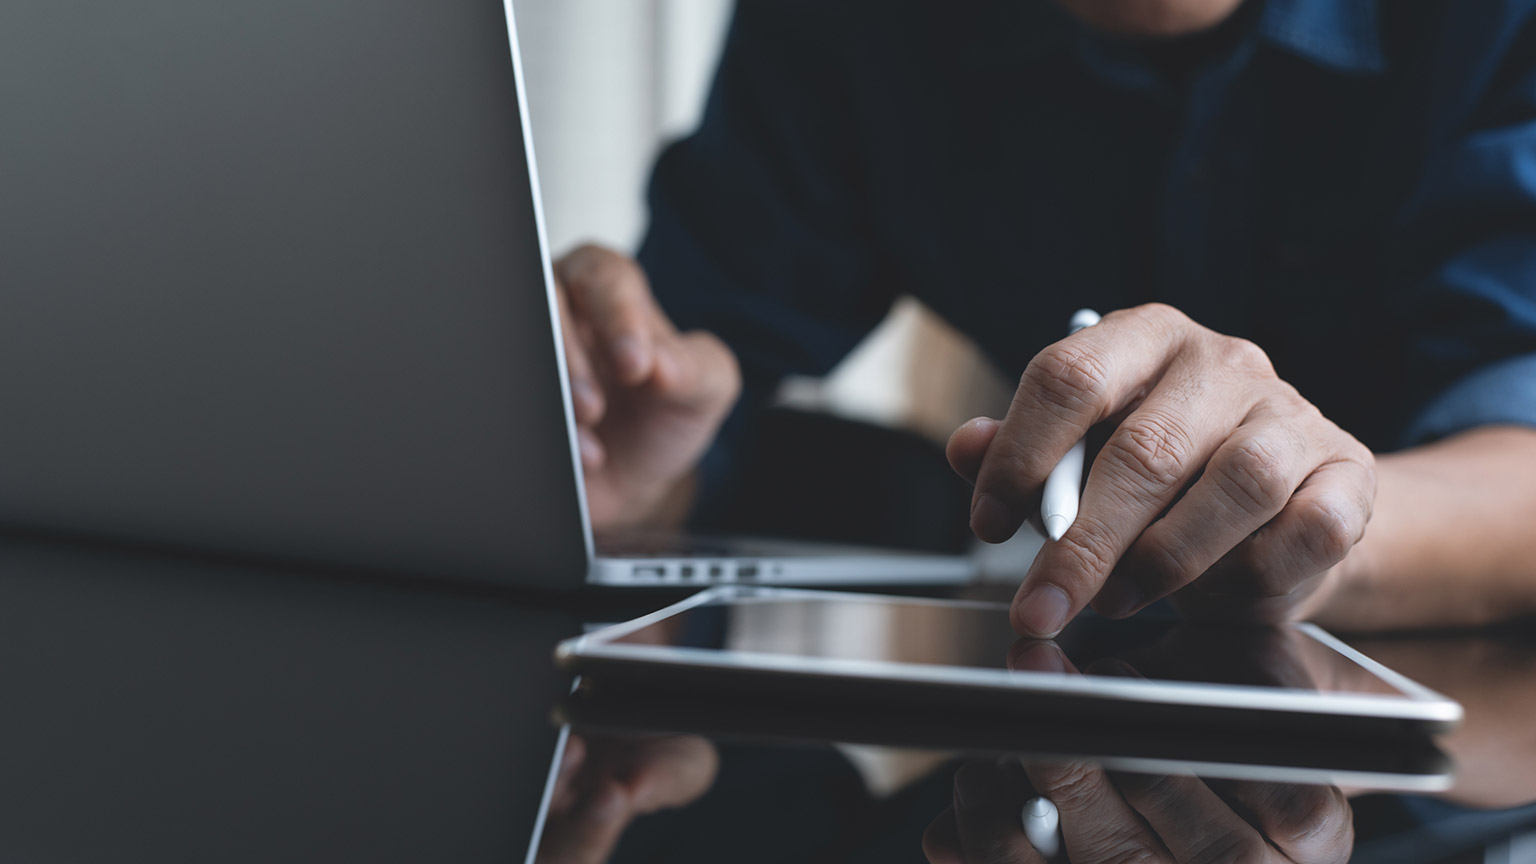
924, 642, 1352, 864
923, 756, 1352, 864
946, 304, 1377, 637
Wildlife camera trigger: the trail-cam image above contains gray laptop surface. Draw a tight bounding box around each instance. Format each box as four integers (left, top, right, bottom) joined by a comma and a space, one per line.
0, 0, 971, 588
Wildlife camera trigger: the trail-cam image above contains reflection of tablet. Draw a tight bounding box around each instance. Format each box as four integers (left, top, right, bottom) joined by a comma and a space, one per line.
555, 685, 1454, 792
555, 587, 1462, 742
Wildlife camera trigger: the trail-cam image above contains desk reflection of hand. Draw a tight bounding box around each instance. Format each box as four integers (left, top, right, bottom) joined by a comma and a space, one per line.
923, 758, 1353, 864
922, 642, 1353, 863
536, 732, 717, 864
1103, 624, 1320, 691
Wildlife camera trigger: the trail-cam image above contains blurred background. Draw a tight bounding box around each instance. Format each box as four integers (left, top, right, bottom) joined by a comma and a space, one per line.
511, 0, 1012, 446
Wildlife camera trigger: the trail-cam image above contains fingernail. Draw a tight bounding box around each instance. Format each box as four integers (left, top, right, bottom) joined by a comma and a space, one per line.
1015, 584, 1072, 638
967, 416, 1000, 436
1095, 579, 1143, 619
971, 494, 1018, 542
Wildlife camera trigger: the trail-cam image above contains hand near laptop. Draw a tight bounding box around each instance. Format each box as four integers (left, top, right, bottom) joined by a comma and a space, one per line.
947, 304, 1377, 637
554, 245, 740, 529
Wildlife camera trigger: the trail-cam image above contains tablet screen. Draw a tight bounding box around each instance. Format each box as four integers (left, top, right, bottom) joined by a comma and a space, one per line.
601, 590, 1407, 698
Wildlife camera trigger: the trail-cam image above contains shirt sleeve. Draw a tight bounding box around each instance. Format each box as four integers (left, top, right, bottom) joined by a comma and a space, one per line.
635, 1, 897, 518
1394, 15, 1536, 447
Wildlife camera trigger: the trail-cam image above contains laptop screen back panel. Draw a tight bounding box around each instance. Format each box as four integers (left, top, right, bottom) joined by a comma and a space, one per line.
0, 0, 588, 586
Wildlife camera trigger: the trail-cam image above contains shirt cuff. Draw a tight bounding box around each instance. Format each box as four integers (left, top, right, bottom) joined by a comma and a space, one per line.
1401, 352, 1536, 447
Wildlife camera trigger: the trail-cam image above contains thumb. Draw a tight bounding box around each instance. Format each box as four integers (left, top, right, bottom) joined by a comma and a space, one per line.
947, 417, 1001, 485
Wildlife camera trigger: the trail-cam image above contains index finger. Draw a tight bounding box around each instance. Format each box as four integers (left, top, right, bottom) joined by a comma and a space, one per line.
970, 305, 1185, 544
557, 245, 663, 385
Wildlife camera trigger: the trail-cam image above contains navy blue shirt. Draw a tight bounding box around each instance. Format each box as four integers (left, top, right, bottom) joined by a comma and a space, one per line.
638, 0, 1536, 494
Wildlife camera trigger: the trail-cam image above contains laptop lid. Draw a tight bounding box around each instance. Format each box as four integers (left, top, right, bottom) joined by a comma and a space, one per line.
0, 0, 594, 587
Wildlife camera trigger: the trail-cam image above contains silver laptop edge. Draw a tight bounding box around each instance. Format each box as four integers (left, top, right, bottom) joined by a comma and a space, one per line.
501, 0, 597, 566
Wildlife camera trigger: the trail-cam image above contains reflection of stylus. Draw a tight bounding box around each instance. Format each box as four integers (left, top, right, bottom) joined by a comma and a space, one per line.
1021, 795, 1061, 857
1041, 309, 1102, 541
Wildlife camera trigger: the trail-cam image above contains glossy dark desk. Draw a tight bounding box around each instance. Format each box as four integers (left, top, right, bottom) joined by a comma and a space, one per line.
5, 536, 1535, 864
0, 537, 581, 862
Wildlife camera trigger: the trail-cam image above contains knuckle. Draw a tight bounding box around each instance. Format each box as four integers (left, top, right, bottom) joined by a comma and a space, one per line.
1211, 333, 1271, 375
1024, 344, 1112, 421
1269, 379, 1311, 410
1216, 438, 1294, 517
1132, 302, 1189, 330
1297, 494, 1362, 567
1103, 413, 1194, 491
1218, 335, 1274, 375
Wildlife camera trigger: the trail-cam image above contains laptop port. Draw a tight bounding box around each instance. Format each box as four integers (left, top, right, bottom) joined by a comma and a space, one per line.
633, 565, 666, 581
736, 565, 759, 580
679, 565, 695, 579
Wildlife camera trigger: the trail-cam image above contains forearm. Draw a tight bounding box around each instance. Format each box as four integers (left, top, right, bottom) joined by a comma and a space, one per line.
1314, 425, 1536, 630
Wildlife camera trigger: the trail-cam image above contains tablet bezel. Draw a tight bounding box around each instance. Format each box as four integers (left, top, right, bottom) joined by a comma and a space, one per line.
555, 586, 1463, 732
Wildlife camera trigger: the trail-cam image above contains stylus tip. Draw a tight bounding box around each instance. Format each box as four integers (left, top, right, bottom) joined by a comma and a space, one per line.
1024, 796, 1055, 819
1044, 514, 1069, 541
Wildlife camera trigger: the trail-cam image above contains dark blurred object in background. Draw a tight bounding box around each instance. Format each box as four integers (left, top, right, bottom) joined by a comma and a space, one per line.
715, 409, 973, 555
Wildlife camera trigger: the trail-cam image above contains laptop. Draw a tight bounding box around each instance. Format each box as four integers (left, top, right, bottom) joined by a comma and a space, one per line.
0, 0, 973, 588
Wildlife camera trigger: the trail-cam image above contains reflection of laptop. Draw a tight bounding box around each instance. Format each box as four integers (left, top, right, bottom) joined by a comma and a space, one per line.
0, 1, 972, 588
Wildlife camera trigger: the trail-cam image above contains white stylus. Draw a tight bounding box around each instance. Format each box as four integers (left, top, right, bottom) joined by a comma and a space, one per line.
1040, 309, 1102, 541
1021, 795, 1061, 858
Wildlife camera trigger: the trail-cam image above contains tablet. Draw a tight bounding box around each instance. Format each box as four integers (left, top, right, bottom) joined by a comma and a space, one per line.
554, 587, 1462, 742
